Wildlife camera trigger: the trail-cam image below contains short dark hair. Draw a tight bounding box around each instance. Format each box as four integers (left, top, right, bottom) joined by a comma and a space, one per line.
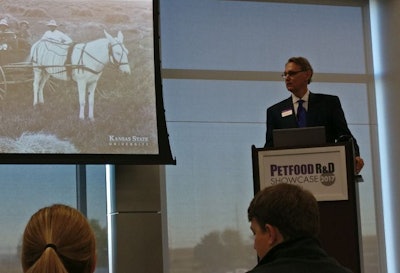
247, 183, 319, 240
287, 56, 314, 84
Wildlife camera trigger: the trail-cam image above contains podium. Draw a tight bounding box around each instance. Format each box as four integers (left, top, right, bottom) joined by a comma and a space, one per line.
252, 141, 361, 273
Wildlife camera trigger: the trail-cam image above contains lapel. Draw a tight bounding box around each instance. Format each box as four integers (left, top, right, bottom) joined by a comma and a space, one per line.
306, 92, 320, 126
279, 97, 298, 127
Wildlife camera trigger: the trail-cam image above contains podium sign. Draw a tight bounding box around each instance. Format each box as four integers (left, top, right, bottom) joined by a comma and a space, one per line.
252, 142, 361, 273
257, 145, 348, 201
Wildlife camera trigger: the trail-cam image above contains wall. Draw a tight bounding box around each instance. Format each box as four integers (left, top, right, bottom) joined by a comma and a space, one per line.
108, 165, 166, 273
370, 1, 400, 272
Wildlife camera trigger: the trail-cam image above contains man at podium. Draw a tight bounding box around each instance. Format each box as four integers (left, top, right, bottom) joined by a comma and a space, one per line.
264, 56, 364, 174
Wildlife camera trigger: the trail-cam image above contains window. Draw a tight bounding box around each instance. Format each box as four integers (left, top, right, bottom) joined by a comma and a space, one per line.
0, 164, 108, 273
162, 1, 379, 272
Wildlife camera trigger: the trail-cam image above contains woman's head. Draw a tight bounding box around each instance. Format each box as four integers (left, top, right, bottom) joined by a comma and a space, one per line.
21, 204, 96, 273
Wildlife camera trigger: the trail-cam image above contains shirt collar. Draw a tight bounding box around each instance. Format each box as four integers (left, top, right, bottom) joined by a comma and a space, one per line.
291, 90, 310, 104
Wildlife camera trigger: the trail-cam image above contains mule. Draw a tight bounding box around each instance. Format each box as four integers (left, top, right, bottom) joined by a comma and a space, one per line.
30, 30, 131, 120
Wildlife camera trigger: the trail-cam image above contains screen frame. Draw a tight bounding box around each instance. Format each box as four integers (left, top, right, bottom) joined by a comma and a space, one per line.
0, 0, 175, 165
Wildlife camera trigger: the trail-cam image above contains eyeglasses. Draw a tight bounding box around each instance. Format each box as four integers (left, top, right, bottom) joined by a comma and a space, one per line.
281, 70, 305, 79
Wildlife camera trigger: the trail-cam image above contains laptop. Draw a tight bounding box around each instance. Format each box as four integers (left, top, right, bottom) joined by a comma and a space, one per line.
273, 126, 326, 148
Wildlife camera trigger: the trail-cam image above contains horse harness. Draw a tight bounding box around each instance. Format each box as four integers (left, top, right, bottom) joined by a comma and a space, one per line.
71, 40, 129, 75
108, 41, 129, 68
32, 39, 128, 79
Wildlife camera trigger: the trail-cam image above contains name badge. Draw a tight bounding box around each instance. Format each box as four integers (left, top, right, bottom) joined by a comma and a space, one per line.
281, 109, 293, 117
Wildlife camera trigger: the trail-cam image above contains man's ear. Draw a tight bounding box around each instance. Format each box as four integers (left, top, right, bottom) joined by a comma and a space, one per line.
265, 224, 284, 246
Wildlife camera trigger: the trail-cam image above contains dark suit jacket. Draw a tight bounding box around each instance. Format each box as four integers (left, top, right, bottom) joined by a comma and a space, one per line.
265, 92, 360, 156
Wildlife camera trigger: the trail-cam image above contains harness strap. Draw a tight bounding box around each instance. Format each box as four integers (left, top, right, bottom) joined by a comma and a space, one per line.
65, 42, 77, 80
75, 43, 102, 75
77, 43, 87, 73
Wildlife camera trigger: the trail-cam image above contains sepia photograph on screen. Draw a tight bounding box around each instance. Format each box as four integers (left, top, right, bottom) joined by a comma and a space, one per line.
0, 0, 159, 156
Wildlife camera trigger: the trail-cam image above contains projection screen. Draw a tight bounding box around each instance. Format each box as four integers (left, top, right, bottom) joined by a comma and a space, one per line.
0, 0, 175, 164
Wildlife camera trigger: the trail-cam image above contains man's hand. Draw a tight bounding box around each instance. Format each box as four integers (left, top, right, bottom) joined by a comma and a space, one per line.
355, 156, 364, 174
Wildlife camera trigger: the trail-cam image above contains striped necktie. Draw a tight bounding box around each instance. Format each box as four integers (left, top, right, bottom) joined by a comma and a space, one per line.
297, 99, 307, 127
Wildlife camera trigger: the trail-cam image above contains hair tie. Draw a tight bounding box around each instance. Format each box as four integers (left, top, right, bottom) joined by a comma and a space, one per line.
45, 243, 57, 251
